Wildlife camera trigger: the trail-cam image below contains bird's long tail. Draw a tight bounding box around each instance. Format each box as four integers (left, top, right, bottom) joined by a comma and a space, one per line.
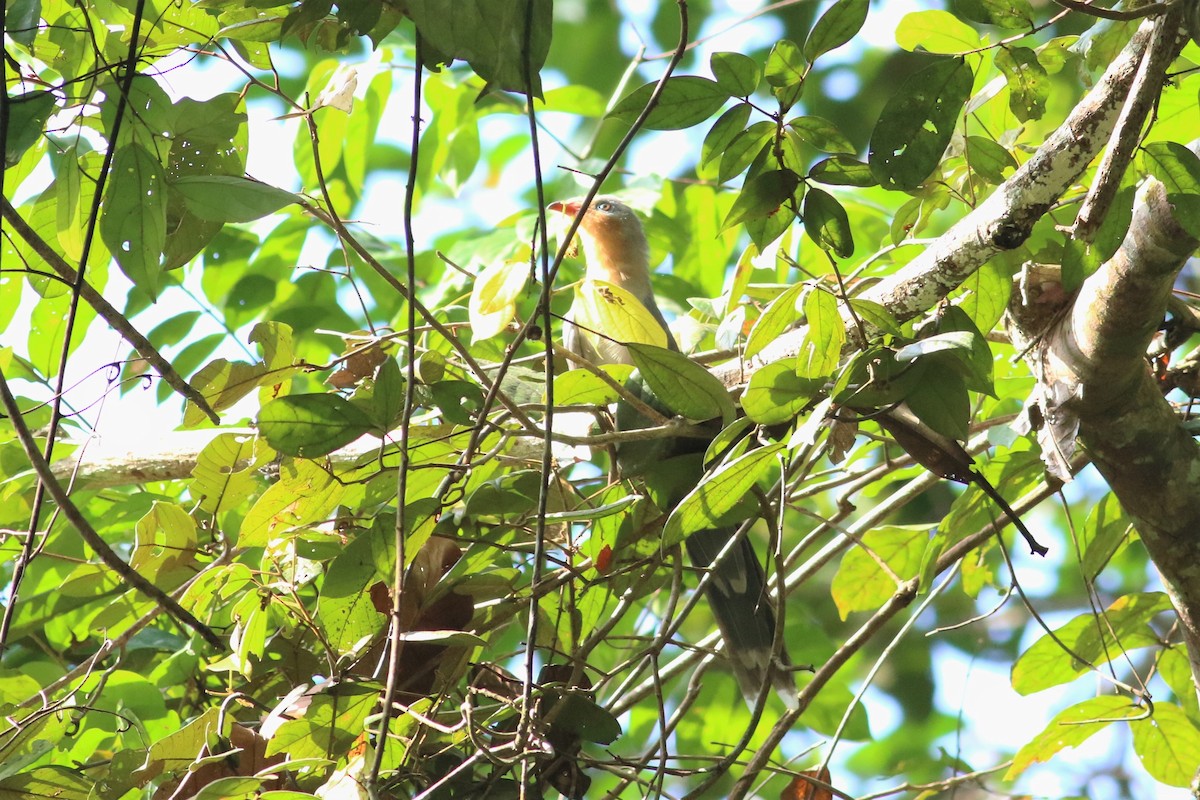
685, 527, 798, 709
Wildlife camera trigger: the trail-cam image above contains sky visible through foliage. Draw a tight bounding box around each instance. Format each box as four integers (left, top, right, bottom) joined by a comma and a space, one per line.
7, 0, 1200, 796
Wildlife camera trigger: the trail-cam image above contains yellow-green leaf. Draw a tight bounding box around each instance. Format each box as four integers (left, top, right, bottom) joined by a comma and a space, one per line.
1006, 695, 1141, 780
1011, 593, 1173, 694
469, 259, 529, 342
240, 460, 346, 547
1131, 702, 1200, 787
745, 282, 805, 360
830, 525, 927, 619
627, 343, 736, 423
570, 278, 669, 350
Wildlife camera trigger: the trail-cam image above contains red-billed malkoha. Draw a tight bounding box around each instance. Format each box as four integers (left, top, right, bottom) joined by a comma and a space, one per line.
550, 195, 798, 708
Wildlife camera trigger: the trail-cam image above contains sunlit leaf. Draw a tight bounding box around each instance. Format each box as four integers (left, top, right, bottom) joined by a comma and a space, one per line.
663, 443, 784, 548
608, 76, 731, 131
627, 343, 736, 423
895, 9, 981, 53
1131, 703, 1200, 787
742, 361, 824, 425
1011, 593, 1173, 694
1006, 695, 1141, 780
995, 45, 1049, 122
831, 525, 927, 618
711, 51, 760, 96
258, 393, 376, 457
101, 144, 167, 297
803, 0, 868, 61
172, 175, 300, 223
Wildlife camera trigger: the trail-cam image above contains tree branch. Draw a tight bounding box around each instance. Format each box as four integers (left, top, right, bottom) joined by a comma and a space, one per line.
0, 196, 220, 424
0, 370, 223, 649
1012, 174, 1200, 693
714, 20, 1158, 388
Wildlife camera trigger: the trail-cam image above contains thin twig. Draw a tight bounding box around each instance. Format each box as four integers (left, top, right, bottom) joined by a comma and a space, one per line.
0, 198, 219, 423
0, 371, 222, 649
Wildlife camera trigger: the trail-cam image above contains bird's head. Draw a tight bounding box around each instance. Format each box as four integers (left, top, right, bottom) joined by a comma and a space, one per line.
548, 196, 652, 293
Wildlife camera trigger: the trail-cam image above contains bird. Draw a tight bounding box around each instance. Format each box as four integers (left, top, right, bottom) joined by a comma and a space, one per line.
550, 196, 675, 366
549, 195, 798, 709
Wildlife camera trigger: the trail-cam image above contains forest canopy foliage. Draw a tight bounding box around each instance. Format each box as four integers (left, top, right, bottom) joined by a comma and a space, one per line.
5, 0, 1200, 798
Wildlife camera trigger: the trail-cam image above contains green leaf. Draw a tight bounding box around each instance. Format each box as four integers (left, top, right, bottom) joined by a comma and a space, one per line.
100, 76, 175, 149
965, 135, 1018, 184
1137, 142, 1200, 195
719, 120, 775, 183
958, 259, 1013, 333
1011, 593, 1173, 694
264, 683, 378, 760
552, 365, 631, 407
722, 169, 800, 231
745, 282, 805, 359
1131, 703, 1200, 787
101, 144, 167, 297
1159, 646, 1200, 720
190, 432, 261, 516
895, 10, 981, 53
429, 380, 485, 425
831, 525, 927, 618
803, 187, 854, 257
371, 355, 405, 430
869, 57, 973, 191
764, 39, 805, 110
398, 629, 486, 646
1060, 236, 1102, 294
258, 393, 376, 457
250, 320, 296, 375
468, 258, 527, 342
134, 707, 223, 784
1143, 141, 1200, 239
570, 278, 670, 351
711, 51, 760, 96
663, 443, 784, 548
406, 0, 551, 97
788, 116, 855, 155
466, 470, 544, 518
543, 691, 622, 745
130, 501, 198, 582
4, 91, 55, 167
847, 299, 902, 336
1006, 695, 1141, 781
608, 76, 731, 131
741, 361, 823, 425
809, 155, 877, 187
319, 529, 385, 656
700, 103, 753, 172
172, 175, 300, 223
933, 306, 995, 396
54, 150, 85, 260
627, 344, 736, 423
184, 357, 268, 427
803, 0, 868, 61
833, 346, 922, 408
797, 287, 844, 381
0, 766, 93, 798
903, 362, 969, 441
1078, 493, 1133, 581
973, 0, 1035, 30
893, 331, 975, 362
994, 46, 1049, 122
240, 460, 346, 547
4, 0, 40, 46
